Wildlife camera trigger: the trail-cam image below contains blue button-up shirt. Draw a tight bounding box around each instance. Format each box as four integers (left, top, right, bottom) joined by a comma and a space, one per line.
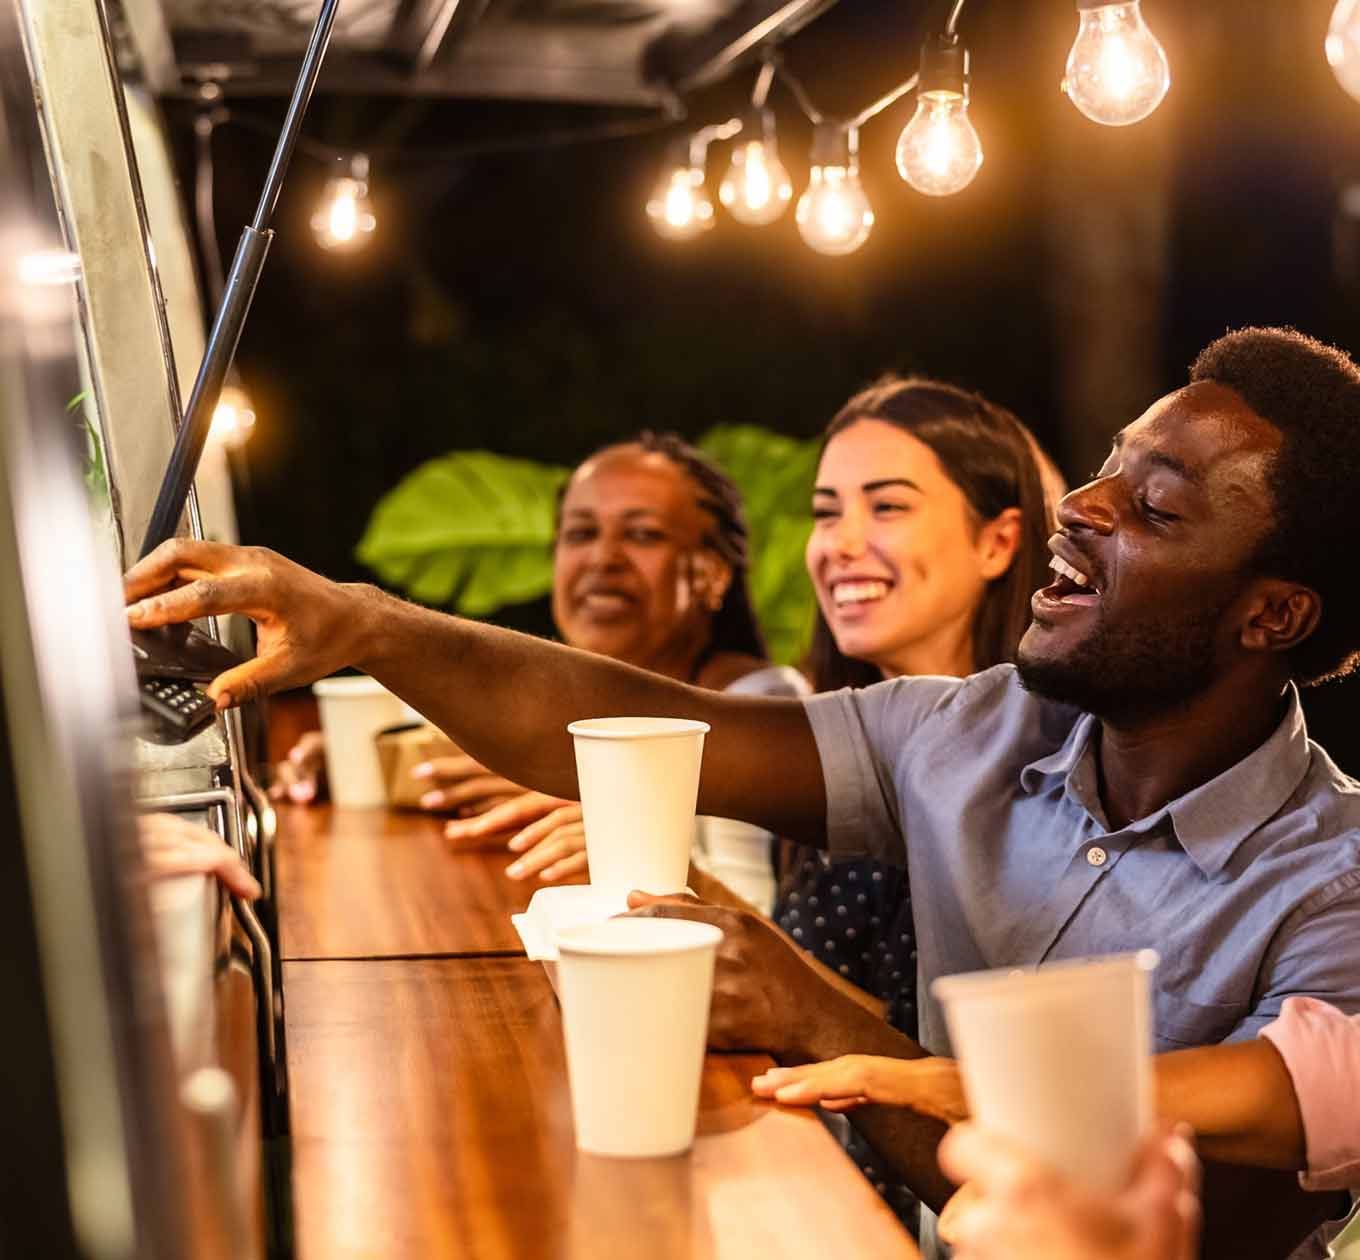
804, 665, 1360, 1055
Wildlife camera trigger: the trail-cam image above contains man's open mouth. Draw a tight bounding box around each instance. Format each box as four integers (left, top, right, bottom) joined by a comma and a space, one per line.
1044, 554, 1101, 604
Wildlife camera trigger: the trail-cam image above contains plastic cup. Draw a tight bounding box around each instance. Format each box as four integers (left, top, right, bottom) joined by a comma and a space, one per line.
932, 950, 1158, 1193
555, 917, 722, 1157
566, 717, 709, 897
311, 675, 409, 808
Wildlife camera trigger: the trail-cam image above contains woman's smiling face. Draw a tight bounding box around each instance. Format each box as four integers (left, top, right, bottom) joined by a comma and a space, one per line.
806, 418, 1016, 677
552, 446, 728, 676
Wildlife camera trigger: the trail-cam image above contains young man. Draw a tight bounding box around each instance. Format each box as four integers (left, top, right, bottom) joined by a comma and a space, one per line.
126, 327, 1360, 1256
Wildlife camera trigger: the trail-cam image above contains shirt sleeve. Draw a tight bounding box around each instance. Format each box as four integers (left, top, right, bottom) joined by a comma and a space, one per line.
801, 674, 964, 866
1259, 997, 1360, 1192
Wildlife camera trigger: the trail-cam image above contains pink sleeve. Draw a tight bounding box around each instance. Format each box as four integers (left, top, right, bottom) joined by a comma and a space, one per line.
1260, 997, 1360, 1191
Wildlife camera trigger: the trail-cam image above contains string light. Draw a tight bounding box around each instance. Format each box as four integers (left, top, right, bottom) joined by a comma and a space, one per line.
1062, 0, 1170, 127
896, 33, 983, 197
719, 108, 793, 225
796, 124, 874, 256
1328, 0, 1360, 102
646, 139, 715, 240
210, 382, 256, 447
311, 153, 376, 251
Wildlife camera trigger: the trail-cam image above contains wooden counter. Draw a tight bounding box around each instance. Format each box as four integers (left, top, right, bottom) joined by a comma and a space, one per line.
285, 955, 920, 1260
276, 802, 920, 1259
275, 804, 580, 959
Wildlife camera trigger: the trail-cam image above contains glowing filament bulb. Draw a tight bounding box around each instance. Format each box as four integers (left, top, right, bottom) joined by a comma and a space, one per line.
719, 110, 793, 226
796, 166, 873, 256
896, 92, 983, 197
647, 144, 714, 240
210, 384, 256, 448
1328, 0, 1360, 103
312, 155, 377, 251
1063, 1, 1170, 127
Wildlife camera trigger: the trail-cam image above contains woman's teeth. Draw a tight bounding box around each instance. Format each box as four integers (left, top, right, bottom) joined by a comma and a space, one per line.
832, 580, 890, 608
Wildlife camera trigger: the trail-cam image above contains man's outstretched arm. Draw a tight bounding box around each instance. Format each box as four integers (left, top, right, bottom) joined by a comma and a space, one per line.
124, 540, 826, 842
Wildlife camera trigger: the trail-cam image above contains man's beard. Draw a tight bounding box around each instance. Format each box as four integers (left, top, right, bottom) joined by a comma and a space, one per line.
1016, 595, 1234, 724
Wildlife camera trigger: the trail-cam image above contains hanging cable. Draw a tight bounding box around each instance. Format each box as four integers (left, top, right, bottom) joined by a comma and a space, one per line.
773, 60, 824, 126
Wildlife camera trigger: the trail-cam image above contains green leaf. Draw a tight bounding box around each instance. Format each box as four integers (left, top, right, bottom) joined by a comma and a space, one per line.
698, 425, 820, 666
356, 451, 568, 615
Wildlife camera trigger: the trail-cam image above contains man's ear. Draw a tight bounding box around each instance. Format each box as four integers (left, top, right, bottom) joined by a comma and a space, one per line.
1240, 581, 1321, 655
977, 508, 1023, 582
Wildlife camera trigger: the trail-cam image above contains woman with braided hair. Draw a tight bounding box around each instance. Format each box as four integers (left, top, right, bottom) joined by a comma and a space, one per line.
274, 431, 806, 911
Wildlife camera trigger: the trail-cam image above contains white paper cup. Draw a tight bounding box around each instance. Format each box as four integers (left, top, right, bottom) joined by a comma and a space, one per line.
567, 717, 709, 897
933, 951, 1157, 1193
555, 917, 721, 1157
312, 675, 408, 808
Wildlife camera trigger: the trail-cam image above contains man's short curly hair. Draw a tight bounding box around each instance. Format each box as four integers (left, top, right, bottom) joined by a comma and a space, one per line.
1190, 326, 1360, 686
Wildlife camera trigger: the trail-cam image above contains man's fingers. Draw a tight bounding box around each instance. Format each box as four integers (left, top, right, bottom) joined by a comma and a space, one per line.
122, 538, 231, 602
625, 890, 705, 910
205, 656, 291, 709
937, 1123, 1037, 1195
625, 898, 720, 926
126, 573, 245, 628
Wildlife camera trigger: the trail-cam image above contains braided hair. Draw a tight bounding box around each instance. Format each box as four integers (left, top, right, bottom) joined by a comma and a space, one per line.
559, 431, 769, 661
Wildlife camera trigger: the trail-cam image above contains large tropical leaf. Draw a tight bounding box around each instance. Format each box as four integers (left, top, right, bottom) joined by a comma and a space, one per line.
356, 451, 569, 614
356, 429, 822, 665
698, 425, 820, 665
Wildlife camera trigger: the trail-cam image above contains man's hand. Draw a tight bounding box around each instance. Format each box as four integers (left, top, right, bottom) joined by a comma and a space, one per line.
937, 1123, 1201, 1260
125, 540, 366, 708
750, 1054, 968, 1122
625, 891, 818, 1054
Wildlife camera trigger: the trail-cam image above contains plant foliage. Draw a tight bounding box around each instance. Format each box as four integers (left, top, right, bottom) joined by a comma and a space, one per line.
355, 426, 820, 664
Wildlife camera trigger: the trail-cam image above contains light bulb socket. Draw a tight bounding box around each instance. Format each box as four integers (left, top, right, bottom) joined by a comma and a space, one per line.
809, 122, 856, 167
1075, 0, 1130, 9
919, 33, 969, 96
738, 106, 778, 146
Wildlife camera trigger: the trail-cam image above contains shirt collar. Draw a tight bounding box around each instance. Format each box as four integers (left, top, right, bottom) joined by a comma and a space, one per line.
1019, 687, 1312, 876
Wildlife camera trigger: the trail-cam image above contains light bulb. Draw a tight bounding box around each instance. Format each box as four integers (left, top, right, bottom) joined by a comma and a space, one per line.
312, 155, 376, 251
1062, 1, 1170, 127
797, 125, 873, 256
1328, 0, 1360, 103
646, 143, 714, 241
796, 168, 874, 255
896, 95, 982, 197
210, 384, 256, 448
719, 109, 792, 226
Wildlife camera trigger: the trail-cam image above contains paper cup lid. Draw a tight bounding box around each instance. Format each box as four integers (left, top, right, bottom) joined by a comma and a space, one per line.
556, 917, 722, 957
312, 674, 391, 698
931, 950, 1159, 1005
566, 717, 710, 740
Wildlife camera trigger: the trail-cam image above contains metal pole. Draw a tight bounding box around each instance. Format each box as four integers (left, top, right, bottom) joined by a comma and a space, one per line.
139, 0, 342, 558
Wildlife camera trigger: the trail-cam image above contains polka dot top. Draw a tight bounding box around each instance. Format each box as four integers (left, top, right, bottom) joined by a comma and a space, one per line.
774, 850, 918, 1037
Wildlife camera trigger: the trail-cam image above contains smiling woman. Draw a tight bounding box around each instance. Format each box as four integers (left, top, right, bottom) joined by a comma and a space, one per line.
776, 375, 1061, 1224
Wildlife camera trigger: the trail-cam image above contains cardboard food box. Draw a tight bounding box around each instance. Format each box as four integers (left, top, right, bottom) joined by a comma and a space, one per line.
374, 722, 459, 810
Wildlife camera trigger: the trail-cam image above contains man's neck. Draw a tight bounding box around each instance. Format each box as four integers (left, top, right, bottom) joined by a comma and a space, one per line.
1094, 672, 1291, 830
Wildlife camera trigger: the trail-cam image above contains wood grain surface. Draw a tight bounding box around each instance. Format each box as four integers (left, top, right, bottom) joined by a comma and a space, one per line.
284, 956, 919, 1260
275, 804, 581, 959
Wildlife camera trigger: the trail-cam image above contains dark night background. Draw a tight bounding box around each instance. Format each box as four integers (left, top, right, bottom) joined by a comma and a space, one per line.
163, 0, 1360, 769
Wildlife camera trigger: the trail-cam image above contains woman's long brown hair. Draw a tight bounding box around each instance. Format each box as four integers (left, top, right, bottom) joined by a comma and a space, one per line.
806, 377, 1062, 691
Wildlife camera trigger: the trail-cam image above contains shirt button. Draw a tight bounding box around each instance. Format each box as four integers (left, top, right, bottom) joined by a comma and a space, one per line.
1087, 845, 1108, 867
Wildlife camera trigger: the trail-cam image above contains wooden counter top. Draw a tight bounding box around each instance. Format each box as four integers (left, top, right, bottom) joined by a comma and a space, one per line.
274, 803, 580, 959
285, 955, 920, 1260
